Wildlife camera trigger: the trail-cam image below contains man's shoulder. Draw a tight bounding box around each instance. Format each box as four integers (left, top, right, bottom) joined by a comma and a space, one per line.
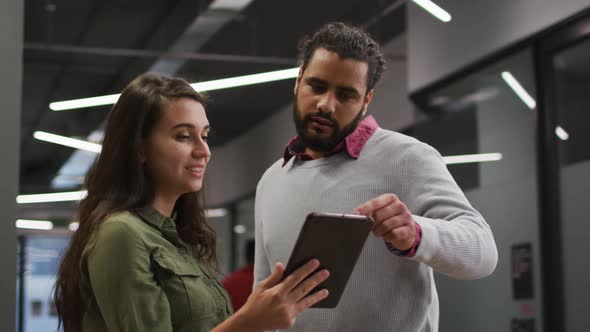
257, 158, 285, 186
368, 128, 435, 155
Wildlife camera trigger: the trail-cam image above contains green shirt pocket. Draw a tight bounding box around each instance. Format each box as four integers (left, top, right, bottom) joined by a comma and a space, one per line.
151, 250, 217, 327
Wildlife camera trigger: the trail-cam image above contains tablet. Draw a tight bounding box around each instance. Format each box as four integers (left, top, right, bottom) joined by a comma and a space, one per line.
282, 212, 373, 308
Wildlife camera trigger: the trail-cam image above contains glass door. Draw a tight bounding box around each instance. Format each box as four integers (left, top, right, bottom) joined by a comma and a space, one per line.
538, 14, 590, 332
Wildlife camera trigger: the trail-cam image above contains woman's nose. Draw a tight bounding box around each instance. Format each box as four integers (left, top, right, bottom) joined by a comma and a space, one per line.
192, 141, 210, 160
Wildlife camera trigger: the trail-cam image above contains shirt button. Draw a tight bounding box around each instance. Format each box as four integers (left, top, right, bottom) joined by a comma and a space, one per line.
204, 279, 211, 285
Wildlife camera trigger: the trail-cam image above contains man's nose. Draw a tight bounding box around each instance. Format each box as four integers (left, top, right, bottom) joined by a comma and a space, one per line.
317, 91, 336, 114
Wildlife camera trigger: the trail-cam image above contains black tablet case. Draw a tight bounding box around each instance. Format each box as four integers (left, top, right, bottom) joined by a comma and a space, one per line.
282, 212, 373, 308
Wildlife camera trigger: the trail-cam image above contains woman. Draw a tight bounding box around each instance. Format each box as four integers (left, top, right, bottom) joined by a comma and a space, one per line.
53, 73, 329, 332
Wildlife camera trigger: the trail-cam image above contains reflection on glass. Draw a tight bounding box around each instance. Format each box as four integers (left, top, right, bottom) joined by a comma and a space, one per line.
553, 38, 590, 165
552, 35, 590, 332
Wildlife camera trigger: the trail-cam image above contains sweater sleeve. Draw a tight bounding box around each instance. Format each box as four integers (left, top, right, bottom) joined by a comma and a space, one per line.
400, 143, 498, 280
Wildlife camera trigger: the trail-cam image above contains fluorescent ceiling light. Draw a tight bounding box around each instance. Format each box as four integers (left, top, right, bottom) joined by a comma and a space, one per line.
555, 126, 569, 141
50, 67, 300, 111
412, 0, 452, 22
16, 219, 54, 230
209, 0, 253, 10
50, 93, 120, 111
34, 131, 102, 153
206, 208, 228, 218
52, 129, 105, 189
17, 190, 88, 204
233, 224, 247, 234
501, 71, 536, 109
443, 153, 503, 165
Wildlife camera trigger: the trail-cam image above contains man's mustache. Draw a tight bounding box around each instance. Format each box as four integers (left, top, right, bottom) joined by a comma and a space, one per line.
304, 112, 337, 127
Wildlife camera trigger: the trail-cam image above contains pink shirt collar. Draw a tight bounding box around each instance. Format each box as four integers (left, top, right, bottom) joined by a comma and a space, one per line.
283, 115, 379, 166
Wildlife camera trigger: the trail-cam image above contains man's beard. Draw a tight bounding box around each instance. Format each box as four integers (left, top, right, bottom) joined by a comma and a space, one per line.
293, 98, 365, 153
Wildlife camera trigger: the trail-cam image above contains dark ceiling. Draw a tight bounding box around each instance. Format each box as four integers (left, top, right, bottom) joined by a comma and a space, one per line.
20, 0, 406, 195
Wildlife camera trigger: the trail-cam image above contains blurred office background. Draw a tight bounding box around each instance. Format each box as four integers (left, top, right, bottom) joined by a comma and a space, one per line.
2, 0, 590, 331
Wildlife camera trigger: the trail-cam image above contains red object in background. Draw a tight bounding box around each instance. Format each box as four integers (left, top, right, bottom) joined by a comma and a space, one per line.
520, 303, 535, 316
222, 264, 254, 312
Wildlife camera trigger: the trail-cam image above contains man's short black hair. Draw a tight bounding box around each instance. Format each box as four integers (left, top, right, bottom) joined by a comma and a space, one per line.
298, 22, 386, 91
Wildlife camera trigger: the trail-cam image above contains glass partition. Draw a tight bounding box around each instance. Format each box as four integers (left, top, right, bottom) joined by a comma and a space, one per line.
413, 50, 543, 332
548, 32, 590, 332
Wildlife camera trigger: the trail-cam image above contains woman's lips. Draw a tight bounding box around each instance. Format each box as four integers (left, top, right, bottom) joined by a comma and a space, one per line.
186, 165, 205, 176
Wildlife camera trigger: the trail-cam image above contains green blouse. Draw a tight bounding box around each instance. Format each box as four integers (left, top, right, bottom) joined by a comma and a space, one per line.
79, 207, 233, 332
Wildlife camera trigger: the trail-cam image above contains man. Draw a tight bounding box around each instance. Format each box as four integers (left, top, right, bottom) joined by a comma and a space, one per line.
254, 22, 497, 331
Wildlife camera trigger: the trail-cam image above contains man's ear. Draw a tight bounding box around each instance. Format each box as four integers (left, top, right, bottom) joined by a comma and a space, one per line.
293, 67, 303, 95
362, 89, 374, 115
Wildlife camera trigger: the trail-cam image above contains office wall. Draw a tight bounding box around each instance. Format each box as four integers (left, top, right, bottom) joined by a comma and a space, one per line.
407, 0, 590, 92
0, 0, 23, 330
206, 36, 412, 206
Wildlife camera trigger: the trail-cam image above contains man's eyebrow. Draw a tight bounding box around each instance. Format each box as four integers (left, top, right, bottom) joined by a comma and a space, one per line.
337, 86, 361, 96
305, 77, 327, 85
305, 77, 361, 96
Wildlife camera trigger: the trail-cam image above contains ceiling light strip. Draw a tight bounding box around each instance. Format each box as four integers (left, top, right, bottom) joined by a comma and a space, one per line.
34, 131, 102, 153
50, 67, 300, 111
501, 71, 536, 109
555, 126, 569, 141
16, 219, 54, 230
412, 0, 452, 22
191, 67, 299, 91
16, 190, 88, 204
443, 153, 503, 165
206, 208, 229, 218
50, 94, 120, 111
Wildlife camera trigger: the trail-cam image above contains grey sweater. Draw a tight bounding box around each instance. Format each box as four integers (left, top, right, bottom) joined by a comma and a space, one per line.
254, 128, 498, 332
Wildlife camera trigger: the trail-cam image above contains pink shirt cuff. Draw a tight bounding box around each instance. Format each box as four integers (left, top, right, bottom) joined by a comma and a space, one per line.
385, 222, 422, 258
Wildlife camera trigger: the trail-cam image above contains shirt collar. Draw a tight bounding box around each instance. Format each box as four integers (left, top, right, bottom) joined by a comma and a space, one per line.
135, 206, 187, 248
283, 115, 379, 166
135, 206, 177, 231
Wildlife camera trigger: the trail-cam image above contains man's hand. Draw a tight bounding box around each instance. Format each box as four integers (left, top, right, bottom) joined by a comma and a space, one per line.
354, 193, 417, 251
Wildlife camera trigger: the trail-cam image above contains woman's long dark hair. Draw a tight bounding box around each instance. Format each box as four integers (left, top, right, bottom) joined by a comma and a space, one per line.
53, 73, 217, 331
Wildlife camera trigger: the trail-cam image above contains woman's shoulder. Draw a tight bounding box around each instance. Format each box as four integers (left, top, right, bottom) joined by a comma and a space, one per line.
104, 210, 159, 230
81, 211, 147, 262
90, 211, 150, 247
102, 210, 139, 225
